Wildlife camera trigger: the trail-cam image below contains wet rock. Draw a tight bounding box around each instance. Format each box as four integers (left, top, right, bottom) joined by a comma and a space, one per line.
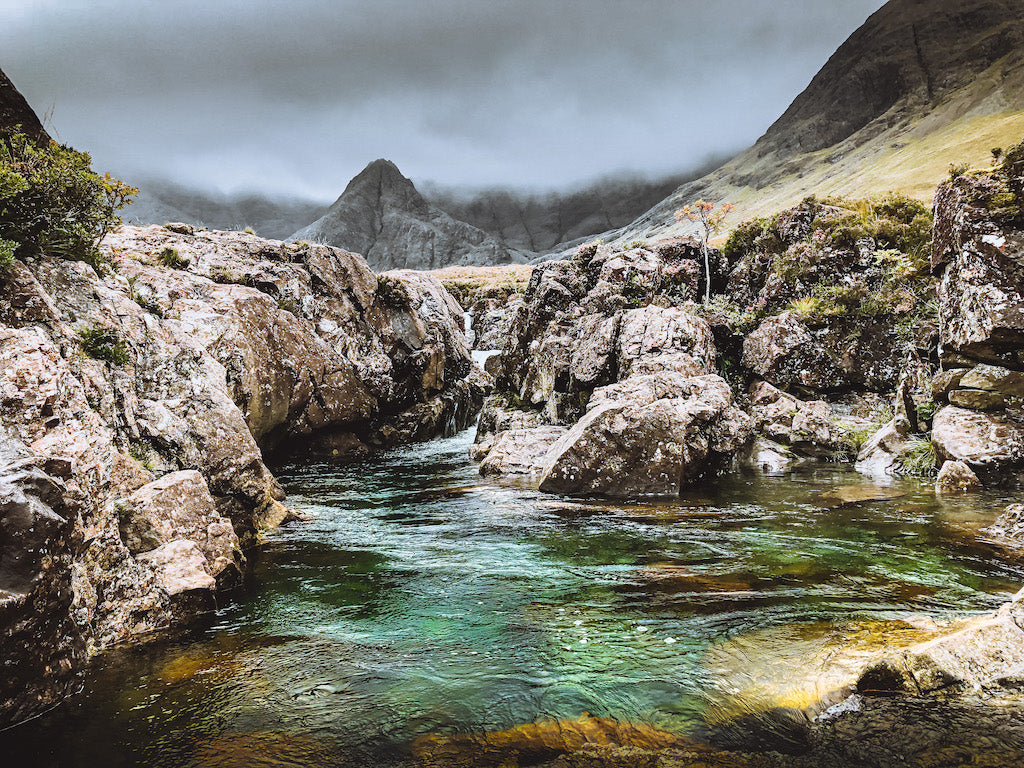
747, 382, 850, 459
857, 588, 1024, 696
538, 374, 750, 498
478, 426, 568, 477
0, 432, 85, 725
985, 503, 1024, 544
735, 437, 800, 474
854, 420, 909, 477
934, 460, 984, 494
411, 713, 688, 768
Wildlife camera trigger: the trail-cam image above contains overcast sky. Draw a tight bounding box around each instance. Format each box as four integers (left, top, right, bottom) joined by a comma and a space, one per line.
2, 0, 886, 200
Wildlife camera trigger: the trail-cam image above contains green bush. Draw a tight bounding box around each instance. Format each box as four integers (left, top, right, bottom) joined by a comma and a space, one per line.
77, 326, 129, 365
0, 130, 136, 273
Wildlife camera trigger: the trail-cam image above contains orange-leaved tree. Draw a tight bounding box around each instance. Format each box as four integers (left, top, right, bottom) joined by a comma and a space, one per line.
676, 199, 734, 303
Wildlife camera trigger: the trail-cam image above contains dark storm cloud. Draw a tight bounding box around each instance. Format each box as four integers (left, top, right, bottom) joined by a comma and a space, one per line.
1, 0, 886, 198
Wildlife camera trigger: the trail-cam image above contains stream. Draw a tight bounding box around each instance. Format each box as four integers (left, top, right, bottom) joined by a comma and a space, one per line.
4, 428, 1024, 766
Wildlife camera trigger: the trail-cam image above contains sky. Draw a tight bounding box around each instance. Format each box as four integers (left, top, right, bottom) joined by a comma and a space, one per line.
1, 0, 887, 200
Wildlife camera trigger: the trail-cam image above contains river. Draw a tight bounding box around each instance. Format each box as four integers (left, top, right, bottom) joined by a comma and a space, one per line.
3, 428, 1024, 766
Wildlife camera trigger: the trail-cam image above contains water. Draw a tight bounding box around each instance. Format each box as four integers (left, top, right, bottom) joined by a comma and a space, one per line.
4, 429, 1024, 767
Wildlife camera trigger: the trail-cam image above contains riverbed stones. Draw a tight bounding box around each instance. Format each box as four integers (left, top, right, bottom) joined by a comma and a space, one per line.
934, 460, 984, 494
538, 373, 750, 498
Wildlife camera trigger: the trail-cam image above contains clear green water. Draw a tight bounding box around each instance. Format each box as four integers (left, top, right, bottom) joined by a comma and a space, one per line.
4, 429, 1023, 766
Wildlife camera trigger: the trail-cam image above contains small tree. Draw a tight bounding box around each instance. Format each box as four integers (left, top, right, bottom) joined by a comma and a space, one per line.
676, 199, 734, 302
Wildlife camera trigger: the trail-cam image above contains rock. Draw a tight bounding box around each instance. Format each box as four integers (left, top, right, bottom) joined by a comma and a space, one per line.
932, 176, 1024, 367
411, 713, 688, 767
615, 305, 715, 379
289, 159, 526, 270
735, 437, 800, 474
789, 400, 847, 458
118, 470, 242, 581
958, 364, 1024, 397
470, 297, 521, 351
137, 540, 216, 595
931, 406, 1024, 483
934, 460, 984, 494
747, 382, 849, 459
857, 589, 1024, 696
931, 368, 968, 399
854, 419, 908, 477
741, 313, 841, 393
986, 503, 1024, 541
478, 427, 568, 477
947, 388, 1007, 410
538, 374, 750, 498
0, 432, 85, 725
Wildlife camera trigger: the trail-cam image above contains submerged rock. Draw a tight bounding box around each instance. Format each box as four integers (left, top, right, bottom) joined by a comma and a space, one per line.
935, 460, 984, 494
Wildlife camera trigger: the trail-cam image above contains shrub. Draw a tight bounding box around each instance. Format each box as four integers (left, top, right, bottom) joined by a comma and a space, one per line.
0, 129, 136, 273
77, 326, 129, 365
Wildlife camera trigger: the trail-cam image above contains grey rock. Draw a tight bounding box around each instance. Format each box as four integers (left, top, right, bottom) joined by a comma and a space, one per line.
291, 159, 527, 271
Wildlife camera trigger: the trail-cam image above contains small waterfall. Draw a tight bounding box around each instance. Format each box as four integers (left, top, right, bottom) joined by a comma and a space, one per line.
463, 311, 476, 349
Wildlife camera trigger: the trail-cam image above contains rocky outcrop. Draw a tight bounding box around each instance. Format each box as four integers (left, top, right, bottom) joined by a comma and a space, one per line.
0, 67, 50, 144
290, 159, 527, 271
0, 224, 485, 725
537, 373, 750, 498
927, 160, 1024, 488
474, 240, 752, 495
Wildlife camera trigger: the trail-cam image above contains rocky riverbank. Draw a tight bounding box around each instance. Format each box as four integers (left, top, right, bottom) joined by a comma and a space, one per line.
0, 225, 485, 724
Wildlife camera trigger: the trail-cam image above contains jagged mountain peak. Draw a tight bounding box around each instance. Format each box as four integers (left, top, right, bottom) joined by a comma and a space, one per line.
291, 160, 527, 270
0, 67, 51, 144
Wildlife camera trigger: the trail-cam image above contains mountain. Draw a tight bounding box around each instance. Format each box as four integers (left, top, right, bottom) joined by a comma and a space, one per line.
423, 159, 725, 254
290, 159, 527, 270
0, 68, 50, 143
122, 180, 326, 241
603, 0, 1024, 244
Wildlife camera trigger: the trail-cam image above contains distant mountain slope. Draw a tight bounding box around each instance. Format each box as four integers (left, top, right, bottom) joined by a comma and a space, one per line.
605, 0, 1024, 245
424, 159, 724, 254
122, 180, 325, 241
290, 159, 527, 270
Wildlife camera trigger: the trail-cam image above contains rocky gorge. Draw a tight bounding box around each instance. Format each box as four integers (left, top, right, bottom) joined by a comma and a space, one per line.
0, 221, 486, 724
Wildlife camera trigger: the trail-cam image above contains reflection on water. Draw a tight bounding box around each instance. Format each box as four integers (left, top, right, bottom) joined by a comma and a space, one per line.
3, 428, 1024, 767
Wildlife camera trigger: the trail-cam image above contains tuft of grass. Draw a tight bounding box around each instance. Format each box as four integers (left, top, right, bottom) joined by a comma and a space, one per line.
899, 436, 938, 477
157, 246, 189, 269
77, 326, 129, 365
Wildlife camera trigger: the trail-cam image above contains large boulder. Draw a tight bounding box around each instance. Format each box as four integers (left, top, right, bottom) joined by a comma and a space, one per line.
538, 374, 751, 498
930, 405, 1024, 485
